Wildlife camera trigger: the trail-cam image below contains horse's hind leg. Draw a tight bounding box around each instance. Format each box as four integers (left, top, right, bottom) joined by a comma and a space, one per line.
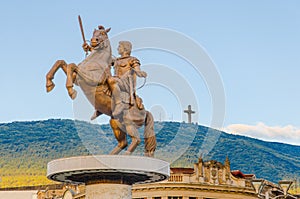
124, 124, 141, 155
46, 60, 67, 92
109, 119, 128, 155
144, 111, 156, 157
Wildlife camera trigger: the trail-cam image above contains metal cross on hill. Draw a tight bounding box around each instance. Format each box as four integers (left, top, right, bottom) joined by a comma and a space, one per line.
184, 105, 195, 123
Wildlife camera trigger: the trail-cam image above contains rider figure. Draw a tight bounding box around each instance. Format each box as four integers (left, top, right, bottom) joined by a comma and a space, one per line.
84, 40, 147, 118
108, 41, 147, 117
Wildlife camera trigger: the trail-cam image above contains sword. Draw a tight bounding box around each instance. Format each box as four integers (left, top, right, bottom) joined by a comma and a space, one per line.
78, 15, 88, 56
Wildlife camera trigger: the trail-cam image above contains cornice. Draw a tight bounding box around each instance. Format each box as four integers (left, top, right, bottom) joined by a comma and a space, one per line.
132, 183, 256, 196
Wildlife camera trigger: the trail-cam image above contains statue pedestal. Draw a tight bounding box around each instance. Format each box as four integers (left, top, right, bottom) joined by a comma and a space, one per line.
85, 183, 131, 198
47, 155, 170, 199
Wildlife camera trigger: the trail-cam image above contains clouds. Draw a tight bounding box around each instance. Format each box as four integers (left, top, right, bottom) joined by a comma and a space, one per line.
223, 122, 300, 146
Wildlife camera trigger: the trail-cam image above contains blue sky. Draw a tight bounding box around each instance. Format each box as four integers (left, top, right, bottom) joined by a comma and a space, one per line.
1, 1, 300, 145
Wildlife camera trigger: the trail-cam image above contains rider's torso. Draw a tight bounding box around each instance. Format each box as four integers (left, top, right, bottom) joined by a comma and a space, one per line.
114, 56, 138, 77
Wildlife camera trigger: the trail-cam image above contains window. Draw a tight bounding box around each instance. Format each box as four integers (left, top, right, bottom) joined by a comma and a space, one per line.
168, 197, 183, 199
189, 197, 197, 199
153, 197, 161, 199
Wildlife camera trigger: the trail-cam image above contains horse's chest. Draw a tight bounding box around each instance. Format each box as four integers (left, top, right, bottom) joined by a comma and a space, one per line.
79, 54, 107, 70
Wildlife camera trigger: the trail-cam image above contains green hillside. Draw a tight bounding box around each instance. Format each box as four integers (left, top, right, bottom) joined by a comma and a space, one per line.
0, 119, 299, 188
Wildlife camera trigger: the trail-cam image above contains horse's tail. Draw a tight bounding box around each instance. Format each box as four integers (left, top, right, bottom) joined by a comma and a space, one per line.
144, 111, 156, 157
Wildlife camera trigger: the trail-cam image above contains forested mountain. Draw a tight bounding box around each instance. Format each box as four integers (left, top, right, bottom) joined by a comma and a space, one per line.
0, 119, 299, 187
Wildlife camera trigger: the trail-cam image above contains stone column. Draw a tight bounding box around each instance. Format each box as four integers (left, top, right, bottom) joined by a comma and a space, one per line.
85, 183, 131, 199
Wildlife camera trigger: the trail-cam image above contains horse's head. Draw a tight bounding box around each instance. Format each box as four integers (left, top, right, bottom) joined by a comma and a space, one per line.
90, 25, 111, 49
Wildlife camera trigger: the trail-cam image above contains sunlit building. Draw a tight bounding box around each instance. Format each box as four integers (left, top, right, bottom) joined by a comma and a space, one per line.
2, 156, 298, 199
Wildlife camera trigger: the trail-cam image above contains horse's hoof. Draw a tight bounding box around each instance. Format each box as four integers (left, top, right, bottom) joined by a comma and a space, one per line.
90, 111, 102, 120
46, 83, 55, 93
90, 115, 97, 121
69, 89, 77, 100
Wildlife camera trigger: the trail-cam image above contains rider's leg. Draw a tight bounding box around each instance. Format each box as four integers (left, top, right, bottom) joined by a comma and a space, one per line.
107, 77, 127, 116
109, 119, 128, 155
124, 124, 141, 155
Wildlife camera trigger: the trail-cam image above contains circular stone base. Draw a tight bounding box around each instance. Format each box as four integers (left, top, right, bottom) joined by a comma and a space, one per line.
47, 155, 170, 185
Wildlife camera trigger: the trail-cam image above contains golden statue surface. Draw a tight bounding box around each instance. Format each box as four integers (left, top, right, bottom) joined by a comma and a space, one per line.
46, 17, 156, 157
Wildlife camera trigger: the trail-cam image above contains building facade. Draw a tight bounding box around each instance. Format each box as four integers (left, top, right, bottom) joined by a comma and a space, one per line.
17, 156, 297, 199
132, 156, 257, 199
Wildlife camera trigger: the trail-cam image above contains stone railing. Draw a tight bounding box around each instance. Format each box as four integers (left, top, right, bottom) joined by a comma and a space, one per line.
168, 174, 183, 182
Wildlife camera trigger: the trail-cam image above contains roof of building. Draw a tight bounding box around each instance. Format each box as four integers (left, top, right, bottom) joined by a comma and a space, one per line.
170, 168, 194, 174
231, 170, 246, 178
244, 174, 256, 179
231, 170, 256, 179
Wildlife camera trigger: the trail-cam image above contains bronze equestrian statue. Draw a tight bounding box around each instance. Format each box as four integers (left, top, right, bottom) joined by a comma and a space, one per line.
45, 22, 156, 157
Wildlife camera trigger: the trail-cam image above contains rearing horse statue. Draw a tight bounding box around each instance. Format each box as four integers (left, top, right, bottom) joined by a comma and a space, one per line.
45, 25, 156, 157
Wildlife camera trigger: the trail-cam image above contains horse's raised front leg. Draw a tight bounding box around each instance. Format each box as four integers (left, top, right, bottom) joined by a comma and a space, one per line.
109, 119, 128, 155
46, 60, 67, 92
66, 63, 78, 100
